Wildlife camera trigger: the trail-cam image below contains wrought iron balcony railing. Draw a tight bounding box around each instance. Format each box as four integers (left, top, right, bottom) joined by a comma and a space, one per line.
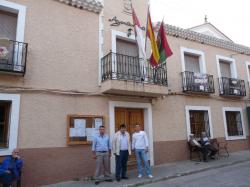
101, 52, 168, 86
219, 77, 246, 96
0, 39, 28, 75
181, 71, 215, 93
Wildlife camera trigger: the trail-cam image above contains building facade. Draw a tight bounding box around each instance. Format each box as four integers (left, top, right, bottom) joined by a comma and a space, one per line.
0, 0, 249, 186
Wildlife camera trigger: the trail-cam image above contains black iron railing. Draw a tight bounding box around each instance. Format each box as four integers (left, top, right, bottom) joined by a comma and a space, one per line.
101, 52, 167, 86
219, 77, 246, 96
0, 40, 28, 75
181, 71, 215, 93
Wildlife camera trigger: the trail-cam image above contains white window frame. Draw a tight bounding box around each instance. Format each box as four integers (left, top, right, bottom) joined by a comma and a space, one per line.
0, 0, 26, 70
245, 61, 250, 86
216, 55, 237, 78
180, 47, 207, 74
0, 93, 20, 156
185, 106, 214, 140
222, 107, 246, 140
0, 0, 26, 43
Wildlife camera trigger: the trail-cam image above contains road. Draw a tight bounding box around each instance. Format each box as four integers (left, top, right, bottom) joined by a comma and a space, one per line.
143, 161, 250, 187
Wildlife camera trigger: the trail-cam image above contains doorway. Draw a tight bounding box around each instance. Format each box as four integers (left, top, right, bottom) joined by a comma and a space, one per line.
115, 108, 144, 169
109, 101, 154, 173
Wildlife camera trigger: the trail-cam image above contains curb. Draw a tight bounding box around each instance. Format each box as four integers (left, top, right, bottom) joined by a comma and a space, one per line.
121, 159, 250, 187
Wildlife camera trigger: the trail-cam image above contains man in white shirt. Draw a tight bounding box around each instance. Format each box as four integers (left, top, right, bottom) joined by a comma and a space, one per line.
132, 124, 153, 178
112, 124, 131, 182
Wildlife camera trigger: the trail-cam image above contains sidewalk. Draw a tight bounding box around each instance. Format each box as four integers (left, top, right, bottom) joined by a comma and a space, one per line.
42, 150, 250, 187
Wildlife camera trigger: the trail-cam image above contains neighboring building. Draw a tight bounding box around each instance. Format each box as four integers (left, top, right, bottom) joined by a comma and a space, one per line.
0, 0, 249, 186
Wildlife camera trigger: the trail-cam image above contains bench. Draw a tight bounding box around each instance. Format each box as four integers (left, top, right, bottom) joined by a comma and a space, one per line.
210, 139, 229, 157
187, 141, 202, 161
0, 162, 22, 187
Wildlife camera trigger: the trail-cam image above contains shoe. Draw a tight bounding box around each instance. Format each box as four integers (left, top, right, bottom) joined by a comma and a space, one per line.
95, 181, 100, 185
148, 175, 153, 178
138, 174, 143, 178
116, 177, 120, 182
122, 176, 129, 179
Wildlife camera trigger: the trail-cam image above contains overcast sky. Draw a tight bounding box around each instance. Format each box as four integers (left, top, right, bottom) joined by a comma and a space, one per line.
150, 0, 250, 47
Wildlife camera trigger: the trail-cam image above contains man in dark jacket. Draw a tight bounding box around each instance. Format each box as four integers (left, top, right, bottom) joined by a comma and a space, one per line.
0, 149, 23, 187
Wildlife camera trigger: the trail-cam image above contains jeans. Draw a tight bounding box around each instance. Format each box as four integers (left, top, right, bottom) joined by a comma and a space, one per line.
0, 172, 14, 187
135, 149, 152, 176
115, 150, 129, 179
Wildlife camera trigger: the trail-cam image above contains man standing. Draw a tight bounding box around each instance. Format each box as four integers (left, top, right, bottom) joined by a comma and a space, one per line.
112, 124, 131, 182
0, 148, 23, 187
132, 124, 153, 178
92, 125, 112, 185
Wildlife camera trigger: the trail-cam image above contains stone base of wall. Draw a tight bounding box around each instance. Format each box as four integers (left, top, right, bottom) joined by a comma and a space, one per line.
154, 137, 250, 165
0, 137, 249, 186
20, 146, 94, 187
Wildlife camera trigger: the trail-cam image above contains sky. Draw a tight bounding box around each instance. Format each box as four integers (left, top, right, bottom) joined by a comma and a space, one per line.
150, 0, 250, 47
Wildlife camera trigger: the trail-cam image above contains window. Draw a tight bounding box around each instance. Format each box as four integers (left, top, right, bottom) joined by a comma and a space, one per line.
185, 106, 213, 140
184, 53, 200, 73
0, 101, 10, 148
216, 55, 237, 78
116, 38, 138, 57
223, 107, 246, 140
245, 61, 250, 86
219, 60, 231, 78
0, 94, 20, 156
181, 47, 206, 74
0, 9, 17, 40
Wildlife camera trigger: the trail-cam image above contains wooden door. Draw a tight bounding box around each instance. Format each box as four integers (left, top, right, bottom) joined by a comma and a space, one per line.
115, 108, 144, 169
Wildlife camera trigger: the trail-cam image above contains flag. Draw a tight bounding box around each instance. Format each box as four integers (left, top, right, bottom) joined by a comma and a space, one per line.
132, 7, 146, 61
157, 21, 173, 64
146, 9, 160, 67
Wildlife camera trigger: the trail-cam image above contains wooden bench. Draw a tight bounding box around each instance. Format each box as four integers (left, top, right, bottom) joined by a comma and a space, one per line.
188, 141, 202, 161
0, 162, 22, 187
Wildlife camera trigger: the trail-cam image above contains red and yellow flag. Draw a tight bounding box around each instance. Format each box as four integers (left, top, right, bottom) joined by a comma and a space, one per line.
147, 9, 160, 67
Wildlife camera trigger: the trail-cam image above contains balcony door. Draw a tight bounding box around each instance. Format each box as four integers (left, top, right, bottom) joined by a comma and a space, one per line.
184, 53, 200, 73
116, 39, 141, 80
115, 107, 144, 169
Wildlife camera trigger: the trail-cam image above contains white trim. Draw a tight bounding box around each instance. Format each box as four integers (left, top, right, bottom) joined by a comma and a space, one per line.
245, 61, 250, 86
180, 47, 206, 73
0, 0, 26, 42
98, 9, 104, 86
0, 93, 20, 156
185, 105, 214, 140
0, 0, 26, 70
222, 107, 246, 140
216, 55, 237, 78
109, 101, 154, 173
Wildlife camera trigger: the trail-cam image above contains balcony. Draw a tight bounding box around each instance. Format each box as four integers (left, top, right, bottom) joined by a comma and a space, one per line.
181, 71, 215, 94
101, 52, 168, 97
0, 39, 28, 75
219, 77, 246, 97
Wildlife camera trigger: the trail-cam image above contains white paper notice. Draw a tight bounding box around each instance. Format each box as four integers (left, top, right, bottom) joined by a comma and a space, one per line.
86, 128, 94, 141
94, 118, 102, 129
75, 128, 85, 137
69, 128, 76, 137
74, 119, 86, 129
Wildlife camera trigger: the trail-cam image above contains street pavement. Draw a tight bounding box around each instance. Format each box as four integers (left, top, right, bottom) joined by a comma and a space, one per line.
143, 160, 250, 187
42, 150, 250, 187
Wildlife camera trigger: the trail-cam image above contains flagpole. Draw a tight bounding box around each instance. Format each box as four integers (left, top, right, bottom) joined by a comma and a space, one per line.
144, 3, 150, 52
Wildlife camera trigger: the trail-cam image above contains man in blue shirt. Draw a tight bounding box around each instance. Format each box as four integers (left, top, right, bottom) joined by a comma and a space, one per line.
92, 125, 112, 184
0, 148, 23, 187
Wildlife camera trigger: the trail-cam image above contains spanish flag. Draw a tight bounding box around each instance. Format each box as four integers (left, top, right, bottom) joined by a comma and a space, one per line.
147, 9, 160, 67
